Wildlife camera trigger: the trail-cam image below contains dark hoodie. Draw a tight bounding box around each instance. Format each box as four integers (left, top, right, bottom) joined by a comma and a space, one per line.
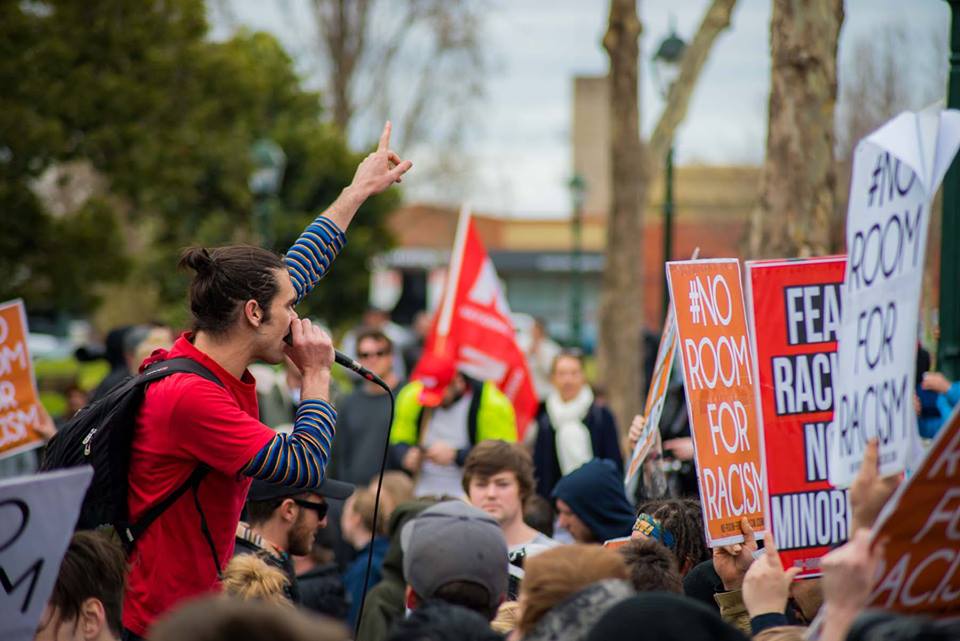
586, 592, 749, 641
551, 459, 635, 542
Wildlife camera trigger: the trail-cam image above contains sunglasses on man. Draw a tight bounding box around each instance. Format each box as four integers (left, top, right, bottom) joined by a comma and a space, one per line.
358, 349, 390, 359
293, 498, 328, 519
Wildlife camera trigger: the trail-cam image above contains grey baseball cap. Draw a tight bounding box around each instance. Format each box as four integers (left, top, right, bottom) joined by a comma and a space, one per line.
401, 499, 509, 608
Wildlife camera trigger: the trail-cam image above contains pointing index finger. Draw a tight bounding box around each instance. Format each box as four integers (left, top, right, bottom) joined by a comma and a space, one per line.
378, 120, 392, 153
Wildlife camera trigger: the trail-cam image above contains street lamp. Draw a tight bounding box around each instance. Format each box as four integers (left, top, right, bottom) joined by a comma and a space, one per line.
568, 173, 587, 348
652, 25, 686, 322
940, 1, 960, 380
249, 138, 287, 248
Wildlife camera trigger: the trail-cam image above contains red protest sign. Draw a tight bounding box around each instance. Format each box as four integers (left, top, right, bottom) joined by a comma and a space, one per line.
0, 299, 44, 460
415, 209, 537, 435
745, 257, 848, 578
867, 405, 960, 617
667, 259, 766, 546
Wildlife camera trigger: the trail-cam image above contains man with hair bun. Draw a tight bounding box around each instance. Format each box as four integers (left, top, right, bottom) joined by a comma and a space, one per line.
121, 122, 411, 640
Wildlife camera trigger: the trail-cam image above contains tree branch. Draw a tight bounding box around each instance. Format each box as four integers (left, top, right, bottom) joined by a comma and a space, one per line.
647, 0, 738, 164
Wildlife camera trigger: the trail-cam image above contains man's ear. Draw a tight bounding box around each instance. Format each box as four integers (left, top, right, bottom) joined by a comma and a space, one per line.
404, 584, 419, 610
279, 498, 298, 523
78, 597, 106, 640
244, 299, 263, 328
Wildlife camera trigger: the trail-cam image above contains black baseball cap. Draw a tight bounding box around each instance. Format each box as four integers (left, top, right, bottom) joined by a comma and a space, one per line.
247, 477, 355, 503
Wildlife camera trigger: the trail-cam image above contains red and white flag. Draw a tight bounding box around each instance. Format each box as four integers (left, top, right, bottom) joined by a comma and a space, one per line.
414, 206, 538, 437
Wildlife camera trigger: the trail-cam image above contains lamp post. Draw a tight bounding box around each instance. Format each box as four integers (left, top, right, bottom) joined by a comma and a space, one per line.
568, 174, 587, 347
941, 1, 960, 380
652, 26, 686, 322
249, 138, 287, 248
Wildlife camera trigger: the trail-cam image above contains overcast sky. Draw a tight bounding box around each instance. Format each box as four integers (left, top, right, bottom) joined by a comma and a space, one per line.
212, 0, 950, 218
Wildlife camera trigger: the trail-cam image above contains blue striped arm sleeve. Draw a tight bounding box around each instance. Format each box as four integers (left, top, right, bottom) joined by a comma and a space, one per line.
242, 399, 336, 488
284, 215, 346, 304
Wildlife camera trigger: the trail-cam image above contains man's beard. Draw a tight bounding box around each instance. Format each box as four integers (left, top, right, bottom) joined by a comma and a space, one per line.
287, 513, 313, 556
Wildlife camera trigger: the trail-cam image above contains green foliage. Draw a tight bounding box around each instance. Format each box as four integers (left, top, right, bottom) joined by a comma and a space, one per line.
1, 1, 396, 329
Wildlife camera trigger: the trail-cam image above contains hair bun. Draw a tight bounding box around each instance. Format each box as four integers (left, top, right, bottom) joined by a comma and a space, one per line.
178, 247, 216, 276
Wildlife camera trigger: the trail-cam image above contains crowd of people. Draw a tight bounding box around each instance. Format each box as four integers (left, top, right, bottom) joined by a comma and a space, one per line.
15, 123, 960, 641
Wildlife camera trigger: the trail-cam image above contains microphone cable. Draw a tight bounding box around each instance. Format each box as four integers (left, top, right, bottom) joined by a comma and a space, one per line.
333, 351, 394, 640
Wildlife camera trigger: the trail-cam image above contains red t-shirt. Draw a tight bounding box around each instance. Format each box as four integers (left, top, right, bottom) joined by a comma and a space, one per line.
122, 334, 275, 636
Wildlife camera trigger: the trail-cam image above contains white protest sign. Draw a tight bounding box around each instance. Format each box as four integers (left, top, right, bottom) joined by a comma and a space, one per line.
829, 106, 960, 487
0, 467, 92, 641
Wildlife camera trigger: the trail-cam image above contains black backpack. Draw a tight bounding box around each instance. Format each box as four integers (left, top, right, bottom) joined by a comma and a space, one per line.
40, 358, 223, 566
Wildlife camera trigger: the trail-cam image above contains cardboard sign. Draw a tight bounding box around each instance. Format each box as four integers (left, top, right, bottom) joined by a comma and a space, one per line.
867, 405, 960, 618
745, 257, 849, 578
0, 466, 93, 641
667, 259, 766, 546
0, 300, 44, 461
625, 306, 677, 485
829, 107, 960, 487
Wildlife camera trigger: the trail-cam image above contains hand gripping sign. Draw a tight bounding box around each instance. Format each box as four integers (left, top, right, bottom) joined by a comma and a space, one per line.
829, 106, 960, 488
745, 257, 849, 577
0, 467, 93, 641
667, 259, 766, 546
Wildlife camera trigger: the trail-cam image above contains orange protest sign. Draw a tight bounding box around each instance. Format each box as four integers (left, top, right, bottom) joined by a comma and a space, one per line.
667, 260, 766, 546
867, 405, 960, 617
0, 299, 44, 460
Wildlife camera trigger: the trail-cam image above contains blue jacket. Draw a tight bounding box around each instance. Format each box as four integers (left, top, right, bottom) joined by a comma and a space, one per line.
343, 536, 390, 626
918, 381, 960, 438
533, 401, 623, 499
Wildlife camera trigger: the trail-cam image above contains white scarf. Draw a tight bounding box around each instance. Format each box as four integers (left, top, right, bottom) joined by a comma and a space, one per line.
546, 386, 595, 475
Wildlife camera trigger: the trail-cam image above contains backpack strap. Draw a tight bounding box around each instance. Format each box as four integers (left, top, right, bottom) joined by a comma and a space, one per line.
120, 358, 225, 577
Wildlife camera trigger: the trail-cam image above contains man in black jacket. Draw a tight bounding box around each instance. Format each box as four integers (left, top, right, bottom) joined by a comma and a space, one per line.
235, 478, 354, 603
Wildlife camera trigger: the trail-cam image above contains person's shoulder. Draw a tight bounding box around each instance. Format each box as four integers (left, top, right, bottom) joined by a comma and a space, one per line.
589, 401, 616, 424
532, 532, 561, 549
158, 372, 231, 410
482, 380, 510, 402
396, 379, 424, 403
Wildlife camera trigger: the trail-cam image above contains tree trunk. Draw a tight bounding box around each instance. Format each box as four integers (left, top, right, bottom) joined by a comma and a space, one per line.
599, 0, 737, 436
748, 0, 843, 258
600, 0, 646, 436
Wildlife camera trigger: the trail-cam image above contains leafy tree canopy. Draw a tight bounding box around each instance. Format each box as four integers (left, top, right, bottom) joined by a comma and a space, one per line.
1, 0, 395, 330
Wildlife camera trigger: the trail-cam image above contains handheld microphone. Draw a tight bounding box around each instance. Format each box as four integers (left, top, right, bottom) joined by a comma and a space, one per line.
334, 349, 385, 386
283, 330, 387, 387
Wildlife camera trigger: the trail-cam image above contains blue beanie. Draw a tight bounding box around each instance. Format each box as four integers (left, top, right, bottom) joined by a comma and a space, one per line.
551, 459, 635, 542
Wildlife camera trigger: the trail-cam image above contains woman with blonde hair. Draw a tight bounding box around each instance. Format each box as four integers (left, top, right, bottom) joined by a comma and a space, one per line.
517, 544, 633, 640
221, 554, 293, 608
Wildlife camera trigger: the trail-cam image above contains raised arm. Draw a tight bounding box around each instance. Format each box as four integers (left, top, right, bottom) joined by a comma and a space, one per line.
285, 121, 412, 303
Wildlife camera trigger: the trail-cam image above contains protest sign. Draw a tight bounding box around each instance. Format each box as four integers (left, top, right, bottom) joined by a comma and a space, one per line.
415, 206, 538, 436
625, 306, 677, 486
829, 107, 960, 487
602, 536, 633, 550
745, 257, 848, 577
0, 466, 93, 641
667, 259, 765, 546
0, 300, 44, 461
866, 405, 960, 618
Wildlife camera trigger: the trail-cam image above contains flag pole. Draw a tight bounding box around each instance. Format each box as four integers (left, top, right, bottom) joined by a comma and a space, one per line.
435, 204, 471, 355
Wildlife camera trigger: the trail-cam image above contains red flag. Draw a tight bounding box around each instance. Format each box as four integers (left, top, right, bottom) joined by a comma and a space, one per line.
414, 207, 537, 438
